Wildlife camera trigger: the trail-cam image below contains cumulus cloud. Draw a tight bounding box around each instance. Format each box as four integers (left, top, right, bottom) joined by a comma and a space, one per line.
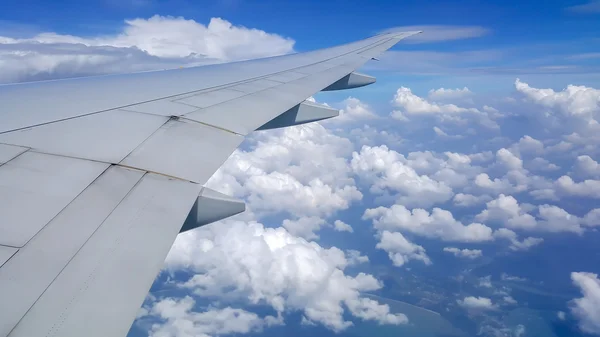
570, 272, 600, 335
514, 79, 600, 138
453, 193, 492, 207
493, 228, 544, 251
376, 231, 431, 267
333, 220, 354, 233
351, 145, 454, 208
477, 194, 584, 234
457, 296, 497, 311
363, 204, 494, 243
330, 97, 378, 123
443, 247, 483, 259
391, 86, 498, 129
555, 176, 600, 198
428, 87, 473, 102
0, 16, 294, 83
393, 87, 480, 115
141, 296, 277, 337
574, 155, 600, 178
346, 249, 369, 265
282, 216, 326, 240
503, 296, 518, 305
164, 221, 407, 331
208, 123, 361, 220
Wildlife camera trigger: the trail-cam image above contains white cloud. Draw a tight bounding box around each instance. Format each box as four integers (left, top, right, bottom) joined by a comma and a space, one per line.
527, 157, 560, 172
346, 249, 369, 265
514, 79, 600, 140
0, 16, 294, 83
364, 204, 494, 243
164, 221, 407, 332
457, 296, 496, 311
515, 78, 600, 119
503, 296, 518, 305
494, 228, 544, 251
558, 311, 566, 320
476, 194, 537, 230
331, 97, 377, 123
333, 220, 354, 233
495, 148, 523, 171
583, 209, 600, 227
453, 193, 492, 207
391, 86, 498, 129
376, 231, 431, 267
477, 194, 584, 234
511, 136, 545, 156
428, 87, 473, 102
141, 296, 277, 337
570, 272, 600, 335
555, 176, 600, 198
282, 216, 326, 240
478, 276, 493, 288
351, 145, 454, 208
443, 247, 483, 259
501, 273, 527, 282
392, 87, 480, 115
574, 155, 600, 178
208, 123, 361, 220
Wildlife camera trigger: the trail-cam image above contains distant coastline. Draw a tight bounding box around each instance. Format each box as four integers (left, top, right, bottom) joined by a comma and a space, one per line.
364, 293, 442, 317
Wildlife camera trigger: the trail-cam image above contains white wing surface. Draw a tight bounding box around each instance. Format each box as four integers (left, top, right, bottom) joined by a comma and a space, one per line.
0, 30, 420, 337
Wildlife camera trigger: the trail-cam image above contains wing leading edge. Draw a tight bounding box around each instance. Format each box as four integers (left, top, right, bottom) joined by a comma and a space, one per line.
0, 30, 421, 337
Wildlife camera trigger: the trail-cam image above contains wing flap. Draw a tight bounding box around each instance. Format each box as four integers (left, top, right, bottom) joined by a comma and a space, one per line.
6, 172, 200, 337
0, 152, 109, 248
0, 144, 27, 165
0, 165, 143, 336
119, 119, 244, 183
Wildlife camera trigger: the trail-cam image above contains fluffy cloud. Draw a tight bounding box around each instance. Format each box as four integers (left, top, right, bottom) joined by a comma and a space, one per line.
333, 220, 354, 233
476, 194, 585, 234
574, 155, 600, 178
393, 87, 480, 115
0, 16, 294, 83
443, 247, 483, 259
453, 193, 492, 207
351, 145, 454, 208
457, 296, 497, 311
376, 231, 431, 267
364, 204, 494, 243
391, 86, 498, 129
164, 221, 407, 332
428, 87, 473, 102
570, 272, 600, 335
514, 79, 600, 140
141, 296, 278, 337
282, 216, 327, 240
208, 123, 361, 220
330, 97, 378, 123
493, 228, 544, 251
555, 176, 600, 198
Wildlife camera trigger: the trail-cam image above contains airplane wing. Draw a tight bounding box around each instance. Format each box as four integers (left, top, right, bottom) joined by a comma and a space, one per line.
0, 30, 420, 337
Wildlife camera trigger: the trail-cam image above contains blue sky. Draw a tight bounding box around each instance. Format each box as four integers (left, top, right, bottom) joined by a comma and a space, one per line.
2, 1, 600, 337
